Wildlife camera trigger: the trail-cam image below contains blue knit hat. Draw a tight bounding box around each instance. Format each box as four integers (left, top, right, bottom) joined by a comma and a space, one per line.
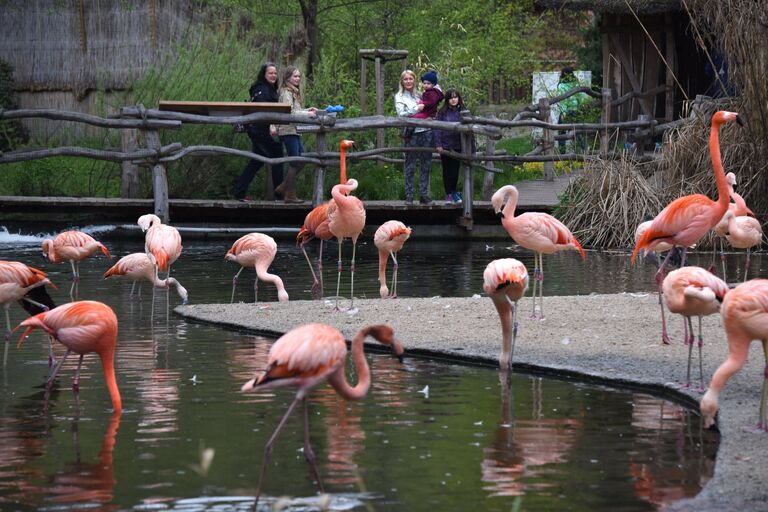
421, 70, 438, 85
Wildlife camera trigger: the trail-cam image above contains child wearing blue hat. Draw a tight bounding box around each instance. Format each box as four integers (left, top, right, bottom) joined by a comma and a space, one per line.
412, 70, 444, 120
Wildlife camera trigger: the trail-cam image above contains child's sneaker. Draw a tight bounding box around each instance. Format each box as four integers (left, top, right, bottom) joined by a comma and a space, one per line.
452, 192, 463, 204
444, 194, 454, 204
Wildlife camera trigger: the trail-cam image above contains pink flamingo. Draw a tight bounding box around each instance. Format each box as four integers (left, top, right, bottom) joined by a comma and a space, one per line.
103, 252, 188, 304
491, 184, 585, 319
721, 209, 763, 281
712, 172, 755, 277
374, 220, 412, 298
635, 219, 678, 344
42, 231, 111, 297
225, 233, 288, 303
296, 203, 333, 298
137, 214, 182, 281
328, 178, 366, 311
661, 266, 728, 389
0, 261, 56, 365
700, 279, 768, 430
240, 322, 404, 508
16, 300, 122, 412
632, 111, 743, 274
483, 258, 529, 371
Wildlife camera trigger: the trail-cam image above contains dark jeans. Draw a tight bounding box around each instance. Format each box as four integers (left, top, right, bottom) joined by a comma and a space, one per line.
233, 135, 284, 199
280, 134, 305, 172
440, 154, 460, 195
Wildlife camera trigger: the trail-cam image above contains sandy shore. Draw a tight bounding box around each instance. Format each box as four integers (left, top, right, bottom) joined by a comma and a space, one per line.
176, 292, 768, 511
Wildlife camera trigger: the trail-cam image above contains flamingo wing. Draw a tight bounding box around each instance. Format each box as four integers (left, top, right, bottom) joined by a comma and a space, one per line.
509, 213, 584, 258
259, 324, 347, 383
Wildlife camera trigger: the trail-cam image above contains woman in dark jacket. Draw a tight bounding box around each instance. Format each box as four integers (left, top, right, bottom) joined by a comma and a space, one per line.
233, 62, 284, 201
435, 89, 466, 204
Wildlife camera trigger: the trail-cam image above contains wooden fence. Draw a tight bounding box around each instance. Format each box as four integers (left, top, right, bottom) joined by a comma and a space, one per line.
0, 86, 694, 226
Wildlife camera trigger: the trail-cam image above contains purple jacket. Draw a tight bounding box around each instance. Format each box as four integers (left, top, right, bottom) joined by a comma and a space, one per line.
435, 107, 462, 150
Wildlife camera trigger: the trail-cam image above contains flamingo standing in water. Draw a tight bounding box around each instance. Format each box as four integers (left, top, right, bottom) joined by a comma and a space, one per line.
483, 258, 529, 371
632, 111, 744, 274
700, 279, 768, 430
374, 220, 412, 298
0, 260, 56, 365
42, 231, 111, 297
16, 300, 122, 412
103, 253, 189, 304
491, 185, 584, 319
296, 202, 333, 298
240, 322, 404, 508
661, 266, 728, 389
137, 214, 182, 282
328, 178, 366, 311
225, 233, 288, 303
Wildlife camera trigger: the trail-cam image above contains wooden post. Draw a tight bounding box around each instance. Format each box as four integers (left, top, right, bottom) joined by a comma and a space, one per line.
360, 58, 367, 115
600, 87, 612, 155
634, 114, 651, 156
482, 113, 497, 200
144, 130, 169, 222
664, 13, 676, 122
375, 56, 385, 150
460, 129, 474, 229
539, 98, 554, 182
313, 131, 326, 206
265, 164, 275, 201
120, 129, 140, 198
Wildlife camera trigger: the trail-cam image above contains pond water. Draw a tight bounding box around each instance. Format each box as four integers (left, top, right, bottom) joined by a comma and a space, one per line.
0, 225, 729, 510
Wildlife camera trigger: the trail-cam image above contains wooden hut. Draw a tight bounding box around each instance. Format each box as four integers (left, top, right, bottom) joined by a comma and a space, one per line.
537, 0, 725, 123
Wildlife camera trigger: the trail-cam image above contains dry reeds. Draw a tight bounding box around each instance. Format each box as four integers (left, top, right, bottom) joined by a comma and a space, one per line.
556, 152, 663, 249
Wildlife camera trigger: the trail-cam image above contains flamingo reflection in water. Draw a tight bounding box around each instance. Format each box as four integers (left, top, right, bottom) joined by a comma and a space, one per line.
481, 375, 581, 498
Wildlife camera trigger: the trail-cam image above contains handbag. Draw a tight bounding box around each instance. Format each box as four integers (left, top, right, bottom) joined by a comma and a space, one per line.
234, 90, 260, 133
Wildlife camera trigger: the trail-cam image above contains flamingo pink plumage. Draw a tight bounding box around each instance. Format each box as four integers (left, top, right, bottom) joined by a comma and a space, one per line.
225, 233, 288, 303
0, 261, 56, 364
241, 322, 404, 508
328, 178, 366, 311
632, 111, 743, 271
661, 266, 728, 389
483, 258, 529, 371
42, 230, 111, 283
103, 252, 189, 304
296, 202, 333, 298
700, 279, 768, 430
712, 172, 755, 277
16, 300, 122, 412
491, 184, 584, 319
374, 220, 412, 298
723, 211, 763, 281
137, 214, 182, 278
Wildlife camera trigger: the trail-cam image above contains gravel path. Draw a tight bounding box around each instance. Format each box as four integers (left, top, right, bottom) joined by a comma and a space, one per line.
176, 292, 768, 511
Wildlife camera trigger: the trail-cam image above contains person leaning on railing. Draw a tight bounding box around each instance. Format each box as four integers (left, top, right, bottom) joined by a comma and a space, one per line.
233, 62, 285, 202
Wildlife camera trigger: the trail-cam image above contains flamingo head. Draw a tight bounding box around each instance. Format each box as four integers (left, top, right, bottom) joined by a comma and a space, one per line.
340, 139, 354, 151
490, 185, 518, 217
137, 214, 160, 232
712, 111, 743, 127
367, 324, 405, 363
41, 239, 52, 259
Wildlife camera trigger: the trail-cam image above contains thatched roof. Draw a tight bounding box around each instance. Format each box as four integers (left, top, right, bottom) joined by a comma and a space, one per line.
0, 0, 200, 98
535, 0, 682, 13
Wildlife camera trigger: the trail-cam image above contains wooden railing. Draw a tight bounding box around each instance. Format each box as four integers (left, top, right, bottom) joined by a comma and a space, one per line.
0, 88, 695, 227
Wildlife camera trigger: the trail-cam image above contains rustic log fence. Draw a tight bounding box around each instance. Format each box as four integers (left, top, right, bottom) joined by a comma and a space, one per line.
0, 87, 694, 225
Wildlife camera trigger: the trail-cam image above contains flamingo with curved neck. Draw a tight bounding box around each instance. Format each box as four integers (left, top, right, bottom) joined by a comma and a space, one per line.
225, 233, 288, 303
103, 252, 189, 304
339, 139, 353, 184
241, 322, 404, 508
16, 300, 121, 412
632, 111, 743, 272
328, 178, 366, 311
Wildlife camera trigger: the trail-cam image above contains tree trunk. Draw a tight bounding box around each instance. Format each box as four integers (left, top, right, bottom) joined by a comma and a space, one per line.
298, 0, 319, 78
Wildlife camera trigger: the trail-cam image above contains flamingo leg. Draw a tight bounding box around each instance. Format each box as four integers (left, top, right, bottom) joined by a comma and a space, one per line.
300, 243, 320, 298
530, 254, 540, 319
720, 238, 727, 279
129, 280, 136, 297
349, 241, 358, 310
335, 240, 344, 311
3, 306, 10, 366
253, 389, 306, 510
685, 316, 695, 388
506, 296, 520, 372
47, 349, 71, 389
697, 315, 705, 391
744, 249, 752, 282
302, 397, 325, 492
73, 354, 84, 392
537, 253, 546, 320
657, 258, 671, 345
390, 251, 399, 298
760, 340, 768, 430
253, 266, 259, 304
318, 240, 325, 299
20, 296, 57, 368
230, 266, 245, 303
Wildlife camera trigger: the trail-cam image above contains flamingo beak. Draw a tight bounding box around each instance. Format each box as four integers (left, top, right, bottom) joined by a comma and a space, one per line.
735, 114, 744, 126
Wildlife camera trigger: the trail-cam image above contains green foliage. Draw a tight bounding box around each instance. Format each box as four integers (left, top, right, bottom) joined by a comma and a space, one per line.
576, 14, 602, 85
0, 59, 28, 151
0, 156, 121, 196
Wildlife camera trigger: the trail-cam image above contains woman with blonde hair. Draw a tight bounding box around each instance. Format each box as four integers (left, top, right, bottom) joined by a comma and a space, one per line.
394, 69, 434, 205
276, 65, 317, 203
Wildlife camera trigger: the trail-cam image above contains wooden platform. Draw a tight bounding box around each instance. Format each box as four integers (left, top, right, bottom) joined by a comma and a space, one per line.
0, 174, 578, 232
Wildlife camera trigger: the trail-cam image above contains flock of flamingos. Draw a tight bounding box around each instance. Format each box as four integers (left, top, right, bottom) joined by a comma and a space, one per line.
0, 110, 766, 506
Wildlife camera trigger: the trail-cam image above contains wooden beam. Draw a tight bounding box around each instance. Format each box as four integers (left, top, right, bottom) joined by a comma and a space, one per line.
664, 13, 676, 122
609, 33, 654, 117
360, 58, 367, 115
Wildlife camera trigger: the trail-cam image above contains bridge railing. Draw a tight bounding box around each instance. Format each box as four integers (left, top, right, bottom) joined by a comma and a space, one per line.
1, 92, 694, 227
